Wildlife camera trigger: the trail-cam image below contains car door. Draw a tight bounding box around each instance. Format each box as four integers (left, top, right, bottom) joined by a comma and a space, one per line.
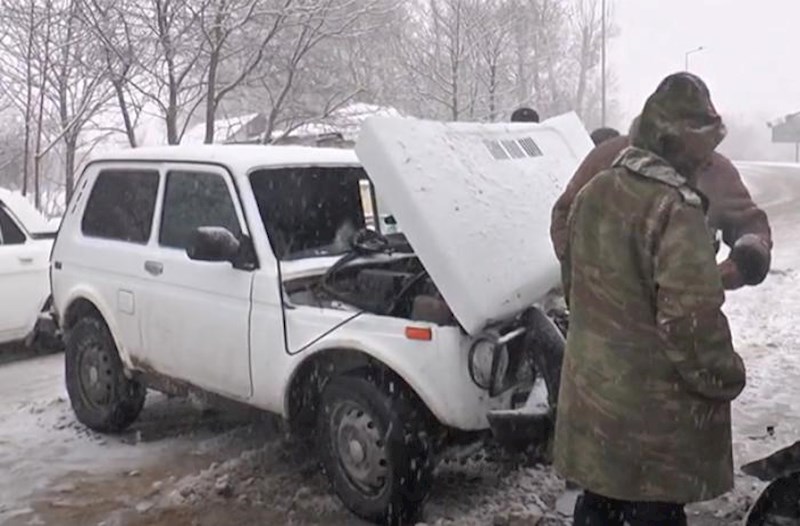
139, 165, 253, 400
68, 166, 162, 361
0, 205, 48, 343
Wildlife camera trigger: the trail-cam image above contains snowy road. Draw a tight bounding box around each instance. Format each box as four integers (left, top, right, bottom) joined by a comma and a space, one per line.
2, 163, 800, 526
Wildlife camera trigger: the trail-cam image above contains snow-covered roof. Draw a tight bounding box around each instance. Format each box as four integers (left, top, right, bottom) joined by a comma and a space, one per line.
768, 111, 800, 128
81, 102, 168, 152
89, 144, 360, 175
276, 103, 402, 142
0, 187, 54, 235
183, 113, 262, 145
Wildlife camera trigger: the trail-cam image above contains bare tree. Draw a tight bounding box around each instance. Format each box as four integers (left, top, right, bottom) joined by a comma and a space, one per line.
31, 0, 54, 209
394, 0, 484, 121
252, 0, 387, 143
0, 116, 26, 191
1, 0, 114, 205
324, 0, 403, 107
0, 0, 619, 212
471, 0, 515, 121
0, 0, 44, 195
47, 0, 110, 201
108, 0, 212, 145
79, 0, 145, 147
22, 1, 36, 196
197, 0, 292, 143
570, 0, 601, 118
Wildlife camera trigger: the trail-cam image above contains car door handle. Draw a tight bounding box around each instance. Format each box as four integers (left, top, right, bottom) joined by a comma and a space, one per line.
18, 256, 34, 264
144, 261, 164, 276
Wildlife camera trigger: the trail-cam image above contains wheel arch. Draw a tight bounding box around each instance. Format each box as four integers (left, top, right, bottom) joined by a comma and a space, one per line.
60, 290, 132, 368
63, 297, 104, 330
283, 346, 438, 436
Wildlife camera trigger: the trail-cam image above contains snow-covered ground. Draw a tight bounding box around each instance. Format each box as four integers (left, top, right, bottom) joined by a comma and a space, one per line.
1, 163, 799, 526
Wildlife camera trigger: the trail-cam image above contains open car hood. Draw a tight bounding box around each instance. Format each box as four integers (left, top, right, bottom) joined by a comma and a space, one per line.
355, 112, 593, 335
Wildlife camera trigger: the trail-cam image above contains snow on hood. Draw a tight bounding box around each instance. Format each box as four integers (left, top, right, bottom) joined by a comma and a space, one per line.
0, 188, 55, 235
356, 112, 594, 335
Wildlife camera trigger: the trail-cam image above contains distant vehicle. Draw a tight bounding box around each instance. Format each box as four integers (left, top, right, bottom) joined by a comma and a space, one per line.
51, 114, 590, 524
0, 188, 58, 349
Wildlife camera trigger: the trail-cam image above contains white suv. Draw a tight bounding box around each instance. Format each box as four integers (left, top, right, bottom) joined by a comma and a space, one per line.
0, 188, 58, 348
51, 115, 591, 523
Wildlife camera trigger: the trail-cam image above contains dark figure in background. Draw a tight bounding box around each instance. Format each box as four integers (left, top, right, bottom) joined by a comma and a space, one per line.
590, 126, 620, 146
554, 73, 747, 525
551, 122, 772, 292
510, 107, 540, 123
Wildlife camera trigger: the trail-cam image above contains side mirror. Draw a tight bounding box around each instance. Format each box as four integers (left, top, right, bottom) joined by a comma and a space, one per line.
187, 226, 240, 263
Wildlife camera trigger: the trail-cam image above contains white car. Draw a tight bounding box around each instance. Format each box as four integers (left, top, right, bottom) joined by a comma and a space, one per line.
0, 188, 57, 347
51, 114, 592, 523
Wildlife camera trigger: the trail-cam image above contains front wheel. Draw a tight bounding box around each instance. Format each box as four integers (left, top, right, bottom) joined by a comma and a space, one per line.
65, 316, 146, 432
317, 374, 434, 525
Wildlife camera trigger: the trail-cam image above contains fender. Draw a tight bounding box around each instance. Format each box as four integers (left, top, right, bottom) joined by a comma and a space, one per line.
280, 324, 502, 431
58, 285, 134, 369
283, 339, 438, 418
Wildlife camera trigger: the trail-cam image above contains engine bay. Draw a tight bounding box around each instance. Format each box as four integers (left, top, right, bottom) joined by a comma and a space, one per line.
285, 251, 456, 325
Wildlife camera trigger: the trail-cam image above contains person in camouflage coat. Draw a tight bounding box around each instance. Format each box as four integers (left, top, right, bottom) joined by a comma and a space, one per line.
553, 73, 747, 525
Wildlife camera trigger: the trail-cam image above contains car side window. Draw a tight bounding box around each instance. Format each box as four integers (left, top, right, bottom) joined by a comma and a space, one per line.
82, 170, 160, 243
159, 170, 242, 250
0, 207, 26, 245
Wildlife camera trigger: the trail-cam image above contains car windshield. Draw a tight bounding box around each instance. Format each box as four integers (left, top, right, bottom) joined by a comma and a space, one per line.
250, 166, 398, 261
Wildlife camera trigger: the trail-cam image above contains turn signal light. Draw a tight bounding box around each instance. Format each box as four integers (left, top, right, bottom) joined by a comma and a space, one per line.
405, 326, 433, 341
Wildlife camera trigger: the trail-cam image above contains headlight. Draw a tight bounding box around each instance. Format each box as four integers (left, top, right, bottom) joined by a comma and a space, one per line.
468, 334, 509, 391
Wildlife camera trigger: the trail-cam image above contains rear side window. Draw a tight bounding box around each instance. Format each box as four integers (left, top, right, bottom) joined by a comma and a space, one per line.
159, 170, 241, 250
0, 207, 26, 245
82, 170, 159, 243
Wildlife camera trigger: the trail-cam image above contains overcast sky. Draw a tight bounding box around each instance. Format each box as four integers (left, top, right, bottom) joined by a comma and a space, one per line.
611, 0, 800, 128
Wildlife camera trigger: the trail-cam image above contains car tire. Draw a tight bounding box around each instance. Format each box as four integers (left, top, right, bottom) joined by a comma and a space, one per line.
65, 316, 146, 432
317, 374, 434, 525
745, 472, 800, 525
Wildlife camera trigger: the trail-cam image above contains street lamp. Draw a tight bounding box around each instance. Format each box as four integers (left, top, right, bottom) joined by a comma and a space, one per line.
684, 46, 705, 71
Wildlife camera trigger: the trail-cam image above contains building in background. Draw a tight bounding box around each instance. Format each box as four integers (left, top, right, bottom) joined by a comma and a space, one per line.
183, 103, 403, 148
768, 112, 800, 162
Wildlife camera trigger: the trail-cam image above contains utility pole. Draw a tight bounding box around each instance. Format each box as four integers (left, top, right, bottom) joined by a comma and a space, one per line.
601, 0, 607, 127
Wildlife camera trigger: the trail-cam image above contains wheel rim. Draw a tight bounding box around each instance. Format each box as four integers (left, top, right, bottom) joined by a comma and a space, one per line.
77, 341, 115, 409
330, 400, 389, 496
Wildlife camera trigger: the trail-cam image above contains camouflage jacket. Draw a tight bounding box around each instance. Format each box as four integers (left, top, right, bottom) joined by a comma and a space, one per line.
553, 146, 746, 503
550, 135, 772, 289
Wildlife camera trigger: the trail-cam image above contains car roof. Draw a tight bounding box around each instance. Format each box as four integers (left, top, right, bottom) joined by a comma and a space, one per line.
0, 187, 54, 235
89, 144, 361, 173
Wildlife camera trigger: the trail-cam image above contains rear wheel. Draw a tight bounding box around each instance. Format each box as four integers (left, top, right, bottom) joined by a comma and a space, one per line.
65, 316, 146, 432
317, 374, 434, 525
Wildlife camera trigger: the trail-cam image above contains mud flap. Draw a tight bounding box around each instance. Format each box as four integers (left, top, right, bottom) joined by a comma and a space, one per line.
743, 441, 800, 525
487, 408, 553, 454
25, 313, 63, 354
488, 307, 565, 453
